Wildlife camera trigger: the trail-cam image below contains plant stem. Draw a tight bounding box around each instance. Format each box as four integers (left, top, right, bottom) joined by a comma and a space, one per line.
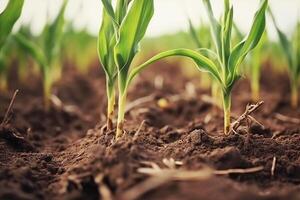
211, 80, 222, 109
251, 61, 260, 102
0, 74, 7, 92
291, 80, 298, 108
106, 82, 115, 130
43, 70, 52, 111
251, 74, 260, 102
116, 92, 127, 139
222, 91, 231, 135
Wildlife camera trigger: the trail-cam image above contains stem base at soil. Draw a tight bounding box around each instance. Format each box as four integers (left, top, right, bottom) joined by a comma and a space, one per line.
222, 92, 231, 135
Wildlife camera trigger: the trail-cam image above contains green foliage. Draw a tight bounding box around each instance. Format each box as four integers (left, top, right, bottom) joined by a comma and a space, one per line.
63, 27, 97, 73
269, 9, 300, 108
128, 0, 268, 135
0, 0, 24, 49
15, 0, 68, 109
98, 0, 155, 137
0, 0, 24, 91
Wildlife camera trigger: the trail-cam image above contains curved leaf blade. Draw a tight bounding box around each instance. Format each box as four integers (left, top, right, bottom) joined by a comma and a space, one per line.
98, 4, 116, 79
14, 33, 48, 72
43, 0, 67, 64
127, 48, 223, 88
114, 0, 154, 73
228, 0, 268, 84
0, 0, 24, 48
202, 0, 222, 59
269, 8, 294, 73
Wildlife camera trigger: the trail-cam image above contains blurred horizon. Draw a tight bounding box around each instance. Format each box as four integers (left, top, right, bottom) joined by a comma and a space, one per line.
0, 0, 299, 40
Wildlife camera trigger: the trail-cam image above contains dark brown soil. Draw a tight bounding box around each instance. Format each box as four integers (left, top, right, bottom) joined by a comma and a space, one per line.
0, 60, 299, 200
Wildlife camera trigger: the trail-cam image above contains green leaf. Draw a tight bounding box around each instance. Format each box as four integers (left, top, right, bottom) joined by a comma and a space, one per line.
203, 0, 222, 60
114, 0, 154, 77
127, 48, 223, 89
228, 0, 268, 85
269, 8, 294, 74
43, 0, 67, 64
233, 22, 244, 41
188, 19, 202, 48
14, 33, 48, 72
0, 0, 24, 49
98, 3, 116, 80
101, 0, 116, 22
115, 0, 128, 25
222, 6, 233, 68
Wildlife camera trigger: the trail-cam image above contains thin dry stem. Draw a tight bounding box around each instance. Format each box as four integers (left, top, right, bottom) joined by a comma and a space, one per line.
133, 120, 146, 141
271, 157, 276, 177
214, 166, 264, 175
1, 90, 19, 125
229, 101, 264, 135
131, 159, 264, 200
274, 113, 300, 124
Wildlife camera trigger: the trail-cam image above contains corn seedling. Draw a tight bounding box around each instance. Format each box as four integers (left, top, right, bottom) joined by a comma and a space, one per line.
0, 0, 24, 91
250, 32, 267, 102
98, 0, 156, 136
127, 0, 268, 135
269, 9, 300, 108
15, 0, 67, 110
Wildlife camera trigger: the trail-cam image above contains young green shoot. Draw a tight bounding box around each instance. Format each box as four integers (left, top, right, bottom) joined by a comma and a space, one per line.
269, 9, 300, 108
126, 0, 268, 135
98, 0, 155, 137
15, 0, 67, 110
233, 23, 267, 102
0, 0, 24, 91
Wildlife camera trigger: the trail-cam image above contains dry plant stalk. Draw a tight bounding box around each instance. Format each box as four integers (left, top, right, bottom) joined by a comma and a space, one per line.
229, 101, 264, 135
1, 90, 19, 125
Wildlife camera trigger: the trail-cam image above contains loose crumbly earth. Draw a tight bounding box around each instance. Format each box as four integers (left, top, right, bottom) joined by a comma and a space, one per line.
0, 60, 299, 200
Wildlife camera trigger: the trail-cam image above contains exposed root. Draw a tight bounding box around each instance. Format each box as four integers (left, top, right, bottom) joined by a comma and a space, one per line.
1, 89, 19, 126
229, 101, 264, 135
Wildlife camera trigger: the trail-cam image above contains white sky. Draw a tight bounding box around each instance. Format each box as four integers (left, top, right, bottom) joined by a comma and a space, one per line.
0, 0, 299, 39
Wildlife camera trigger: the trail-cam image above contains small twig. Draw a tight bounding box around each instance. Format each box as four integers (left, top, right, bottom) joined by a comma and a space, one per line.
133, 161, 264, 200
214, 166, 264, 175
1, 90, 19, 125
133, 120, 146, 141
229, 101, 264, 134
271, 157, 276, 177
274, 113, 300, 124
125, 94, 155, 113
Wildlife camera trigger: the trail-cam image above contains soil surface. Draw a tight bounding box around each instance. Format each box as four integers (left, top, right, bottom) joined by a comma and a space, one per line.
0, 60, 299, 200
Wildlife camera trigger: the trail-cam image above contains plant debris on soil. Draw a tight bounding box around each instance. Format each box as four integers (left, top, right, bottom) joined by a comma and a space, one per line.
0, 63, 299, 200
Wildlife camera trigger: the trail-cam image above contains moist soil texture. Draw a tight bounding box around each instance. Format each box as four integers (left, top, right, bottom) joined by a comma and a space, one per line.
0, 61, 299, 200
